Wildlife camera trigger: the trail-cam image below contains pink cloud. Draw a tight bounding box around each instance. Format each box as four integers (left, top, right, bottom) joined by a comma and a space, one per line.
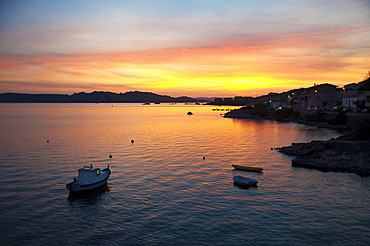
0, 25, 368, 96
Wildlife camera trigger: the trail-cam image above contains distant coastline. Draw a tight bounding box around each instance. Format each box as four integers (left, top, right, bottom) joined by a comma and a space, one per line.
0, 91, 207, 103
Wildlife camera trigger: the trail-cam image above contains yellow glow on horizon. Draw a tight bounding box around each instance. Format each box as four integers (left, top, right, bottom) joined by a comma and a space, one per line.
0, 40, 368, 97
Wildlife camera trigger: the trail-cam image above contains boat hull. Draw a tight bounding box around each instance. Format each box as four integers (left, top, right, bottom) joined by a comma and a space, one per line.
232, 165, 263, 173
66, 168, 111, 192
233, 176, 258, 187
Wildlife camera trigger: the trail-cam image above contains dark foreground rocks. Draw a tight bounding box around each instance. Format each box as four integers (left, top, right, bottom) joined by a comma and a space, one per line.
278, 140, 370, 176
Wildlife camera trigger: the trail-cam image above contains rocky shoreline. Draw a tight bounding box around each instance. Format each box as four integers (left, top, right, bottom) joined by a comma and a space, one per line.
224, 107, 352, 132
225, 108, 370, 176
278, 140, 370, 176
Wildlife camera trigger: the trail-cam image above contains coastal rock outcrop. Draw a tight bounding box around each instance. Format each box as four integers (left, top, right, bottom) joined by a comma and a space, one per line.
278, 140, 370, 176
224, 106, 353, 132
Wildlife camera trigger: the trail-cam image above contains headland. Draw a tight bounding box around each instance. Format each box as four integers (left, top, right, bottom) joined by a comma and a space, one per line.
224, 106, 370, 176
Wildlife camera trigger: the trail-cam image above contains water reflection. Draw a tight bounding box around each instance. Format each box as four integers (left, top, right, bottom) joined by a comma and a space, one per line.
67, 185, 110, 203
232, 169, 264, 175
2, 104, 367, 245
233, 183, 259, 190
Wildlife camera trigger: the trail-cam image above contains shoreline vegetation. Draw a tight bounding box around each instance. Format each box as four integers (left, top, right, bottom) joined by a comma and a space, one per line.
224, 105, 370, 176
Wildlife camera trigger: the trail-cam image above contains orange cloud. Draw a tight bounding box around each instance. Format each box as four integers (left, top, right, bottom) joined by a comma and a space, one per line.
0, 26, 368, 97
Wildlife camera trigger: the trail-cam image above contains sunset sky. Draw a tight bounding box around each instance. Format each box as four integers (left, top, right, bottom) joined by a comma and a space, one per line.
0, 0, 369, 97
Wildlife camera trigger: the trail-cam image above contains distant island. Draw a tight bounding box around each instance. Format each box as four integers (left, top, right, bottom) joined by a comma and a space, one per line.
0, 91, 206, 103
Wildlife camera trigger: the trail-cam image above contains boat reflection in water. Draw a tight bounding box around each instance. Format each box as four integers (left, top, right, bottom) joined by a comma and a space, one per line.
67, 184, 110, 202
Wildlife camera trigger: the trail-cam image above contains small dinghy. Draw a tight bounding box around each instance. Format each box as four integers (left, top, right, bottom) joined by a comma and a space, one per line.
233, 175, 258, 188
232, 164, 263, 173
66, 164, 111, 192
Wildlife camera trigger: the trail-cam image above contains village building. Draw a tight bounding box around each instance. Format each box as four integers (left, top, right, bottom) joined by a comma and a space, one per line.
234, 96, 244, 102
342, 92, 366, 110
223, 97, 234, 103
365, 91, 370, 108
294, 84, 337, 110
214, 98, 224, 104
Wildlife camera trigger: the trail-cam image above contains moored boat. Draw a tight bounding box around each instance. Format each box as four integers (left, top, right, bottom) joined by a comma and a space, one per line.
232, 164, 263, 173
233, 175, 258, 187
66, 164, 111, 192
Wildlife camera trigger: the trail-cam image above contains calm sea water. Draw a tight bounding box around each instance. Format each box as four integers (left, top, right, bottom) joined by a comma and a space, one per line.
0, 103, 369, 245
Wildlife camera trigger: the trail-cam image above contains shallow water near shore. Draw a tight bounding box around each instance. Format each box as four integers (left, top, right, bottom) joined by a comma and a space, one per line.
0, 103, 369, 245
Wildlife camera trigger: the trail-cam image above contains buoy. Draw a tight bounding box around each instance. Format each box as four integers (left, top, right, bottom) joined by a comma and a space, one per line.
109, 155, 112, 159
131, 139, 134, 143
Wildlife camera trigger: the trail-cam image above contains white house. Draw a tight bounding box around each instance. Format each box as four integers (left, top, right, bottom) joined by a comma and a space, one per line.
342, 93, 365, 108
366, 91, 370, 108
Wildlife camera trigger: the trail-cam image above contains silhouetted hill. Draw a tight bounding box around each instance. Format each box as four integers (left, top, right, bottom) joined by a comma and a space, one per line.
0, 91, 201, 103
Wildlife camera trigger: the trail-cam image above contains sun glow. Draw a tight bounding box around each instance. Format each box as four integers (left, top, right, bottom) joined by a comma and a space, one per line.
0, 0, 369, 97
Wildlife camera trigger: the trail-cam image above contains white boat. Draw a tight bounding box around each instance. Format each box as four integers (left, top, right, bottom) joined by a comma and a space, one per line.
66, 164, 111, 192
233, 175, 258, 187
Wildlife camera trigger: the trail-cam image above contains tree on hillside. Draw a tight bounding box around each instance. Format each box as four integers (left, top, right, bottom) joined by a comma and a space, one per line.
359, 75, 370, 91
364, 70, 370, 81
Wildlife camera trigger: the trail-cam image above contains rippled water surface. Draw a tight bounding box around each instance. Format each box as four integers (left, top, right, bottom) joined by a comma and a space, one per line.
0, 103, 369, 245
